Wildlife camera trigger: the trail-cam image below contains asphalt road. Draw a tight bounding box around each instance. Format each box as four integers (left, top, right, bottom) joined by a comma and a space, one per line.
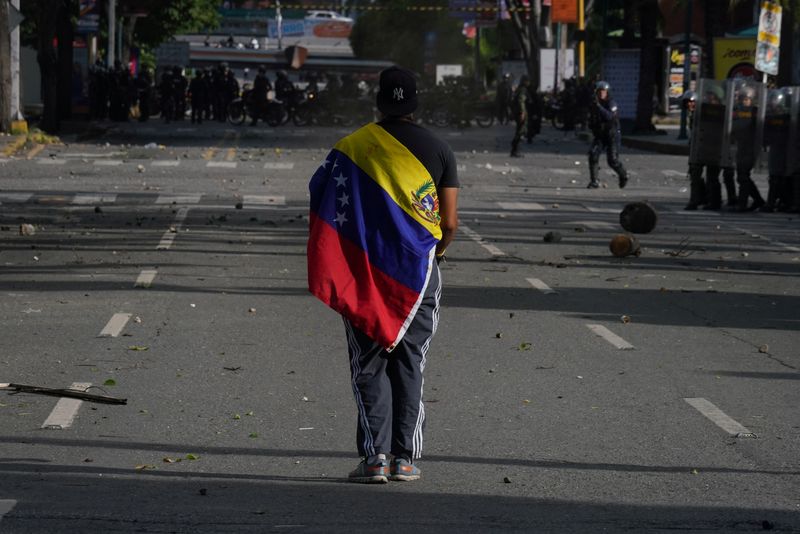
1, 120, 798, 533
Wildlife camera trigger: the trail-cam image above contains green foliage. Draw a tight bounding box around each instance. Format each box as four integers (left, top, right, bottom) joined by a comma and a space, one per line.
133, 0, 222, 49
349, 0, 469, 74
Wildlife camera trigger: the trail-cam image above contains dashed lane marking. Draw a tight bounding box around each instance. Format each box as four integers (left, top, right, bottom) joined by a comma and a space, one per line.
26, 144, 45, 159
684, 398, 756, 437
41, 382, 92, 430
586, 324, 635, 350
551, 168, 581, 176
36, 158, 66, 165
497, 202, 545, 211
584, 206, 620, 214
93, 159, 124, 166
62, 152, 125, 158
662, 169, 686, 178
0, 500, 17, 523
135, 270, 158, 288
0, 158, 9, 164
460, 224, 506, 257
243, 195, 287, 206
156, 207, 190, 250
207, 161, 238, 168
98, 313, 132, 338
728, 225, 800, 253
263, 161, 295, 170
0, 193, 32, 203
155, 194, 201, 205
527, 277, 556, 294
152, 160, 181, 167
573, 220, 617, 230
72, 194, 117, 205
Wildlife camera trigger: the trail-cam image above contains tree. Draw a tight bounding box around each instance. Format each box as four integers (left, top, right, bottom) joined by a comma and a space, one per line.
349, 0, 469, 76
634, 0, 659, 132
0, 0, 11, 133
505, 0, 542, 89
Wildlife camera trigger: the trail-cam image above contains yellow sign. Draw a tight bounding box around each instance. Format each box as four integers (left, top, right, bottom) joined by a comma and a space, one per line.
713, 38, 757, 80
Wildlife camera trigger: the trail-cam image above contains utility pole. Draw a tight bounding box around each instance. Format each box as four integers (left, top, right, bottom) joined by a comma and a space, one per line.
276, 0, 283, 50
578, 0, 585, 78
107, 0, 116, 67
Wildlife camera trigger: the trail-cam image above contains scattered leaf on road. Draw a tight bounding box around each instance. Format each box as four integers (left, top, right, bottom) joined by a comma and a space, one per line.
128, 346, 149, 351
135, 464, 156, 471
185, 454, 200, 461
103, 379, 116, 386
517, 342, 532, 351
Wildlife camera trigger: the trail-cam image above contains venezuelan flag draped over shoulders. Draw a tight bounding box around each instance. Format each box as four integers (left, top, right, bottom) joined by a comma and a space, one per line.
307, 122, 442, 351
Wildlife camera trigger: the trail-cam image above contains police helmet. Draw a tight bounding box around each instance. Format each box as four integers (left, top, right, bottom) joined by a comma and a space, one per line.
258, 65, 266, 75
220, 62, 229, 69
595, 81, 611, 92
767, 87, 791, 112
503, 72, 511, 80
681, 90, 697, 103
277, 70, 288, 79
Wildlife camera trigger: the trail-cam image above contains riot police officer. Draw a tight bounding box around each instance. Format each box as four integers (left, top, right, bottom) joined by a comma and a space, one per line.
588, 81, 627, 189
731, 82, 765, 211
762, 87, 794, 212
683, 91, 707, 209
510, 75, 530, 157
496, 73, 513, 125
250, 66, 272, 126
275, 70, 294, 102
135, 68, 153, 122
158, 68, 175, 124
171, 66, 188, 121
189, 70, 208, 124
224, 68, 240, 120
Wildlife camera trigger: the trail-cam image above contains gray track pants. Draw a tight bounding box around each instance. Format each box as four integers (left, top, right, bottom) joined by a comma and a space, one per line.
343, 264, 441, 460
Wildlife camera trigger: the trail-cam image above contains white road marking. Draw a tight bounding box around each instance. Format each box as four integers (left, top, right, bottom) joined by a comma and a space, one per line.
0, 193, 32, 203
527, 277, 556, 294
460, 224, 506, 257
586, 324, 635, 350
207, 161, 238, 168
661, 169, 686, 178
41, 382, 92, 430
156, 207, 190, 250
585, 206, 620, 214
243, 195, 286, 206
684, 398, 756, 437
728, 225, 800, 253
263, 161, 295, 170
152, 160, 181, 167
0, 158, 10, 164
62, 152, 124, 158
497, 202, 545, 211
155, 194, 201, 205
36, 158, 66, 165
483, 164, 521, 173
135, 270, 158, 288
0, 500, 17, 523
552, 168, 581, 176
98, 313, 132, 338
573, 220, 617, 230
72, 194, 117, 205
93, 159, 124, 166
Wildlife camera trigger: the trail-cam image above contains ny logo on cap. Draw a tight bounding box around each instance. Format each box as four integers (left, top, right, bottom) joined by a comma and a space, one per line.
393, 88, 404, 101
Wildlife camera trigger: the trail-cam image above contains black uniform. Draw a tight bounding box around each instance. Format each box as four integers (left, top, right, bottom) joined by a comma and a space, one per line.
189, 72, 208, 124
495, 77, 512, 125
135, 70, 152, 122
588, 96, 627, 188
249, 72, 271, 126
526, 89, 542, 142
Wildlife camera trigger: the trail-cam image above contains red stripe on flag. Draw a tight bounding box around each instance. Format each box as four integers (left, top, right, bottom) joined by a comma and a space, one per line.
308, 213, 420, 349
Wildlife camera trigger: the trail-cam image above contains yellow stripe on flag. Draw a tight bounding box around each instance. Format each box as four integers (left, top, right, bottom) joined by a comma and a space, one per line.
335, 123, 442, 240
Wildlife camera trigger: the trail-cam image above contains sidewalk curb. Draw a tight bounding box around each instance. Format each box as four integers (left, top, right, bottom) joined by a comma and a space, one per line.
1, 135, 28, 157
621, 136, 689, 156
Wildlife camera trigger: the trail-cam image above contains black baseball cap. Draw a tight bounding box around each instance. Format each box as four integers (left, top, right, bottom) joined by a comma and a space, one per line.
376, 66, 418, 117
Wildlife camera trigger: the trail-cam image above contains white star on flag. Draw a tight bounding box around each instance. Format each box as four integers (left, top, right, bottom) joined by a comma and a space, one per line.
335, 211, 348, 226
338, 192, 350, 206
334, 173, 348, 188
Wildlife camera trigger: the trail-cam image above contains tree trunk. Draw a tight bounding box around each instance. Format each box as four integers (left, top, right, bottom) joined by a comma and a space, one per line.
0, 0, 11, 132
621, 0, 637, 49
702, 0, 729, 79
776, 0, 796, 86
57, 0, 75, 121
508, 0, 541, 89
634, 0, 659, 132
38, 0, 60, 133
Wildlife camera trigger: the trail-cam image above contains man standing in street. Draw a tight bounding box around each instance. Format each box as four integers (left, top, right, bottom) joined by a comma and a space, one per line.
587, 81, 627, 189
308, 66, 459, 484
510, 75, 530, 157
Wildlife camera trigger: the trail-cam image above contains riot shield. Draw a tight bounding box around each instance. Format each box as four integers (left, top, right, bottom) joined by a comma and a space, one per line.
689, 79, 728, 167
725, 78, 766, 170
764, 87, 793, 176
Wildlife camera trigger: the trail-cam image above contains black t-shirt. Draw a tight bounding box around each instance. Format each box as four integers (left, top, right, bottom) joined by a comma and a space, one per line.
377, 118, 460, 189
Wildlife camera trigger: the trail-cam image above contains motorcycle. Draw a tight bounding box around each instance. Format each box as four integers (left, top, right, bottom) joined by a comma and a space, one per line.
227, 84, 287, 127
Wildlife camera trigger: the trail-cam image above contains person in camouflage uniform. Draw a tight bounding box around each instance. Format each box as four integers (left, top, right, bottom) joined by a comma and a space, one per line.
510, 75, 530, 158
